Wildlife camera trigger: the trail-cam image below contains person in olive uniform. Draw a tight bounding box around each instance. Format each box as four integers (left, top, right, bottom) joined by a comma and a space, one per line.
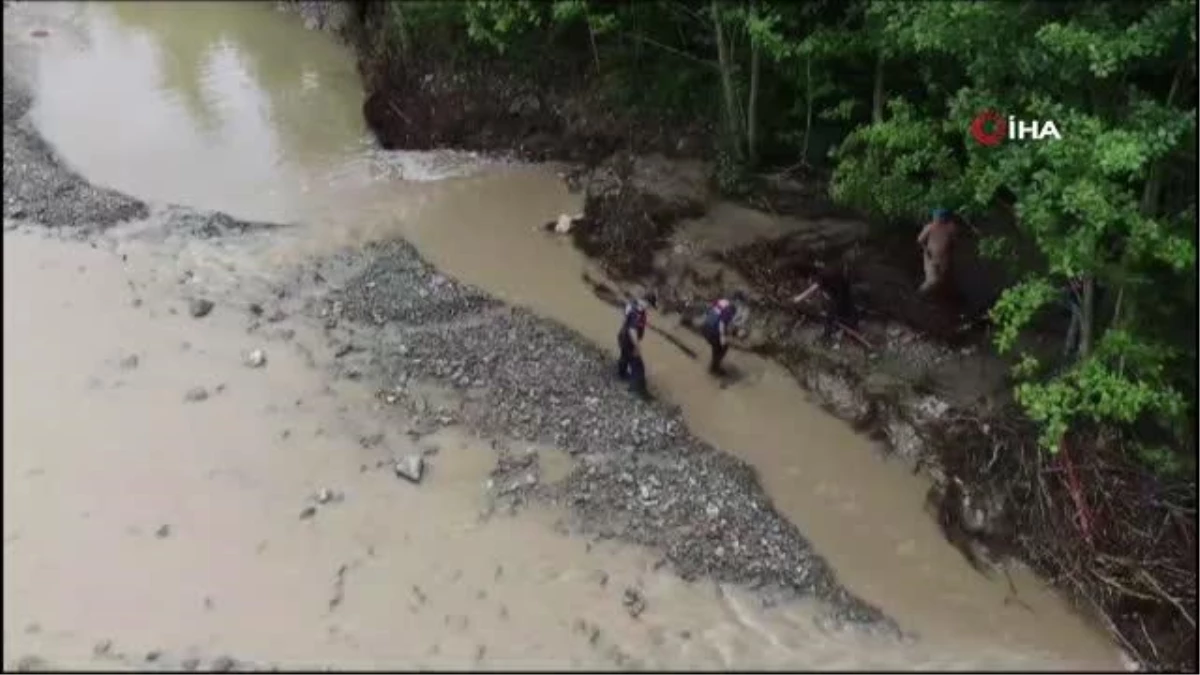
918, 207, 958, 294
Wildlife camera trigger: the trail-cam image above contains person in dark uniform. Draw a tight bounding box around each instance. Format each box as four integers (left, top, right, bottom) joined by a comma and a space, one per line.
792, 257, 859, 342
701, 291, 747, 376
616, 293, 656, 398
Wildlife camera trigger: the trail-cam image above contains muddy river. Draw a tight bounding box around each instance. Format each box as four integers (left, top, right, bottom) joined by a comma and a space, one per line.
4, 1, 1125, 670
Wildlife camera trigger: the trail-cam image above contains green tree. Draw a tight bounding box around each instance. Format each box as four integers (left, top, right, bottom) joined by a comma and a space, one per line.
829, 0, 1197, 454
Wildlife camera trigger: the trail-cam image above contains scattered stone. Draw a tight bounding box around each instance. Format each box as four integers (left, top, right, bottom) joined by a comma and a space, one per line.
183, 387, 209, 403
248, 303, 264, 316
181, 657, 200, 671
316, 488, 340, 504
358, 433, 384, 448
93, 640, 113, 657
622, 588, 646, 619
394, 454, 424, 483
154, 524, 171, 539
299, 505, 317, 520
243, 349, 267, 368
145, 651, 162, 663
210, 655, 237, 672
14, 655, 50, 672
118, 353, 140, 370
188, 298, 215, 318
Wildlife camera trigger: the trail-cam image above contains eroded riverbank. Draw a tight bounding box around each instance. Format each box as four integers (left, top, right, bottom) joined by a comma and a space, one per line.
4, 2, 1126, 670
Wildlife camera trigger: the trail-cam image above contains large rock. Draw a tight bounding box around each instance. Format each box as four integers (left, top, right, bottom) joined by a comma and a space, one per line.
277, 1, 351, 34
584, 153, 710, 225
571, 153, 711, 277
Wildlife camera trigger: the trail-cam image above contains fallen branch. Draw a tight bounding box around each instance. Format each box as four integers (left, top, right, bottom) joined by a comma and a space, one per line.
834, 321, 874, 349
1139, 568, 1198, 630
581, 272, 700, 360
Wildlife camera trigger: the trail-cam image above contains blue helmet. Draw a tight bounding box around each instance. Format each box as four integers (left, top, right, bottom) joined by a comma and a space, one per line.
931, 208, 951, 220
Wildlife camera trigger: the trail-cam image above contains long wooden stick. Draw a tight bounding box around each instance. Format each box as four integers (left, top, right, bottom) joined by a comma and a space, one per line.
582, 273, 700, 360
835, 321, 874, 349
791, 282, 822, 304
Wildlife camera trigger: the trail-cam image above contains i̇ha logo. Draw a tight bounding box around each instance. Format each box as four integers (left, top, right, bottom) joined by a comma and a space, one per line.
969, 109, 1062, 146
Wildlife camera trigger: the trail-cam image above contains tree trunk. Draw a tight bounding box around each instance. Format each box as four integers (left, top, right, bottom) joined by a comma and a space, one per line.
1079, 277, 1095, 359
801, 56, 814, 162
587, 17, 601, 74
746, 29, 761, 167
1139, 65, 1183, 217
712, 0, 743, 160
872, 51, 885, 124
390, 5, 411, 60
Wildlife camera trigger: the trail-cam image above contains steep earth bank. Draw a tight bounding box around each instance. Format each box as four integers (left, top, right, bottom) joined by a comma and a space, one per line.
282, 2, 1195, 669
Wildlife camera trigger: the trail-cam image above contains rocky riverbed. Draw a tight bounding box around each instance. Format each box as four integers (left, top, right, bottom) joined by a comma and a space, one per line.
278, 237, 890, 627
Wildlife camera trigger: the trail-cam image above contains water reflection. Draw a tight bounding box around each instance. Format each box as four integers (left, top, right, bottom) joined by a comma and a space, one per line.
107, 1, 365, 162
28, 0, 367, 220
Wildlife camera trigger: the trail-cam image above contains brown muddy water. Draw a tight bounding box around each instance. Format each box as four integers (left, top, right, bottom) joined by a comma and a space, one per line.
3, 1, 1125, 670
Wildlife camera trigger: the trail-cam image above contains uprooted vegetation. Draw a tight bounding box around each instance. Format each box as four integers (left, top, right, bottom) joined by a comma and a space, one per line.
292, 0, 1197, 668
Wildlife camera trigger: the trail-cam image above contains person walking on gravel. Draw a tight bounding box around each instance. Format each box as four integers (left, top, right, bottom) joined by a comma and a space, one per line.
701, 291, 747, 377
616, 293, 656, 399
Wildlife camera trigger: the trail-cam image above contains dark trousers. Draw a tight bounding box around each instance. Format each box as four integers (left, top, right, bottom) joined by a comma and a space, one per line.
824, 298, 859, 340
704, 327, 728, 374
617, 333, 647, 394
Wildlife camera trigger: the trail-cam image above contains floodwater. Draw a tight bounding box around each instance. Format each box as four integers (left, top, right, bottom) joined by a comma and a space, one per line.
3, 1, 1124, 670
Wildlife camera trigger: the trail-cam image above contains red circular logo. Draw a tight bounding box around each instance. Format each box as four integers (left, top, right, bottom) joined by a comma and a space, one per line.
970, 110, 1007, 147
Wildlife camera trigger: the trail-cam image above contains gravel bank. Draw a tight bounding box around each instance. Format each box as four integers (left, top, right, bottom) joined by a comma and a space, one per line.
3, 60, 148, 229
289, 239, 896, 631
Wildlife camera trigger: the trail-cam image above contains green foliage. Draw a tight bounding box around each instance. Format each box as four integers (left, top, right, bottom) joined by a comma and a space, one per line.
831, 99, 973, 218
462, 1, 546, 53
1133, 442, 1192, 478
1017, 329, 1187, 452
829, 0, 1197, 460
362, 0, 1198, 469
990, 277, 1059, 354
